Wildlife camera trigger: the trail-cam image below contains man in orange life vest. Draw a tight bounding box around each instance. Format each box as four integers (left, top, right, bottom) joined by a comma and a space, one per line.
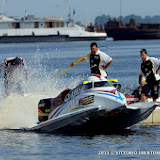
71, 42, 113, 78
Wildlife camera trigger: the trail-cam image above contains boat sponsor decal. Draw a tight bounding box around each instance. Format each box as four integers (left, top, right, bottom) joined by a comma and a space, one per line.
45, 109, 50, 113
126, 98, 139, 101
38, 103, 45, 108
64, 84, 83, 102
95, 90, 124, 102
125, 95, 139, 105
70, 106, 89, 112
79, 95, 94, 105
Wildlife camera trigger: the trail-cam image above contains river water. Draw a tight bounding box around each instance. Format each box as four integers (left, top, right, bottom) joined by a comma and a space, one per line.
0, 40, 160, 159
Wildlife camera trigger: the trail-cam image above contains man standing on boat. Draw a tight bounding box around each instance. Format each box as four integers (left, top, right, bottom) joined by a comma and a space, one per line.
71, 42, 113, 78
139, 49, 160, 102
0, 57, 29, 96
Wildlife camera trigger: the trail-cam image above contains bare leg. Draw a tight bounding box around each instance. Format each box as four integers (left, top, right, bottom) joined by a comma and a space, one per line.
6, 89, 11, 96
141, 93, 146, 102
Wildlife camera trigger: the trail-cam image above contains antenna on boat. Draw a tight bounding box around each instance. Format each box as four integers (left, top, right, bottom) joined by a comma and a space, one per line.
65, 0, 73, 26
1, 0, 6, 15
120, 0, 122, 21
25, 10, 28, 20
66, 0, 70, 21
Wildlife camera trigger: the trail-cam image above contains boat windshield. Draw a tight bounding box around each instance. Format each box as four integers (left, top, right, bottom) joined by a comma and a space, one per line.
94, 81, 110, 87
84, 82, 92, 89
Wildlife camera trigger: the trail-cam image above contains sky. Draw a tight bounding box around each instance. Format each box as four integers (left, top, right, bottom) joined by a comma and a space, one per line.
1, 0, 160, 24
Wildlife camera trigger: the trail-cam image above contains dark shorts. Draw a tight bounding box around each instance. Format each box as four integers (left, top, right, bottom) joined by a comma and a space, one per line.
141, 81, 159, 99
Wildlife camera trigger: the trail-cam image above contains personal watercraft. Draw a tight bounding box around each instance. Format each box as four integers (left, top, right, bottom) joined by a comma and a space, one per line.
31, 75, 157, 133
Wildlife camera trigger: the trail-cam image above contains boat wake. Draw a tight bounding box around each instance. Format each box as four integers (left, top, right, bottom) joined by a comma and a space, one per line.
0, 94, 39, 129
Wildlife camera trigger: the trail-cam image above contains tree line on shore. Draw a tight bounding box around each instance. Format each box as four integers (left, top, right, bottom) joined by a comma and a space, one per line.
95, 14, 160, 26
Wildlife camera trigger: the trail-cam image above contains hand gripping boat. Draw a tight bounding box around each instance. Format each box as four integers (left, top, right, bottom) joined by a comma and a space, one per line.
31, 75, 157, 133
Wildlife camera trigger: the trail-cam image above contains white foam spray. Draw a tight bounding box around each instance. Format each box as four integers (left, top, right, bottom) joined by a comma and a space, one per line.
0, 51, 84, 130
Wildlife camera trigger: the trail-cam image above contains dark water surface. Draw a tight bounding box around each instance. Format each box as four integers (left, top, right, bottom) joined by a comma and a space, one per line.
0, 40, 160, 159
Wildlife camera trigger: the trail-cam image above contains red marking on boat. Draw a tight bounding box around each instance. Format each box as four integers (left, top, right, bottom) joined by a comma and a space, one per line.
90, 74, 101, 78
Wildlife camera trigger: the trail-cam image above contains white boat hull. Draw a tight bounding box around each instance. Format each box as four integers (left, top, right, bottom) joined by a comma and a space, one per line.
31, 75, 157, 133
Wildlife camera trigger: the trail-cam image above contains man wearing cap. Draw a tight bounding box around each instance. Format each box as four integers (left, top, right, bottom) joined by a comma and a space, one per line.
0, 57, 29, 95
71, 42, 113, 78
139, 49, 160, 102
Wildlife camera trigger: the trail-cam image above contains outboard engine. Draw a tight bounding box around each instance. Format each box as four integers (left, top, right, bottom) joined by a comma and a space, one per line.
38, 99, 51, 122
38, 88, 71, 122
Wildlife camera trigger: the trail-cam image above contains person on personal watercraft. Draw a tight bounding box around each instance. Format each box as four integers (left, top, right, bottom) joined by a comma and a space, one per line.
139, 49, 160, 102
0, 57, 29, 96
71, 42, 113, 77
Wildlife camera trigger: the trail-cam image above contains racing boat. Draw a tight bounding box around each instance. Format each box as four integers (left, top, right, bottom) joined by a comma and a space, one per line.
31, 75, 157, 133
